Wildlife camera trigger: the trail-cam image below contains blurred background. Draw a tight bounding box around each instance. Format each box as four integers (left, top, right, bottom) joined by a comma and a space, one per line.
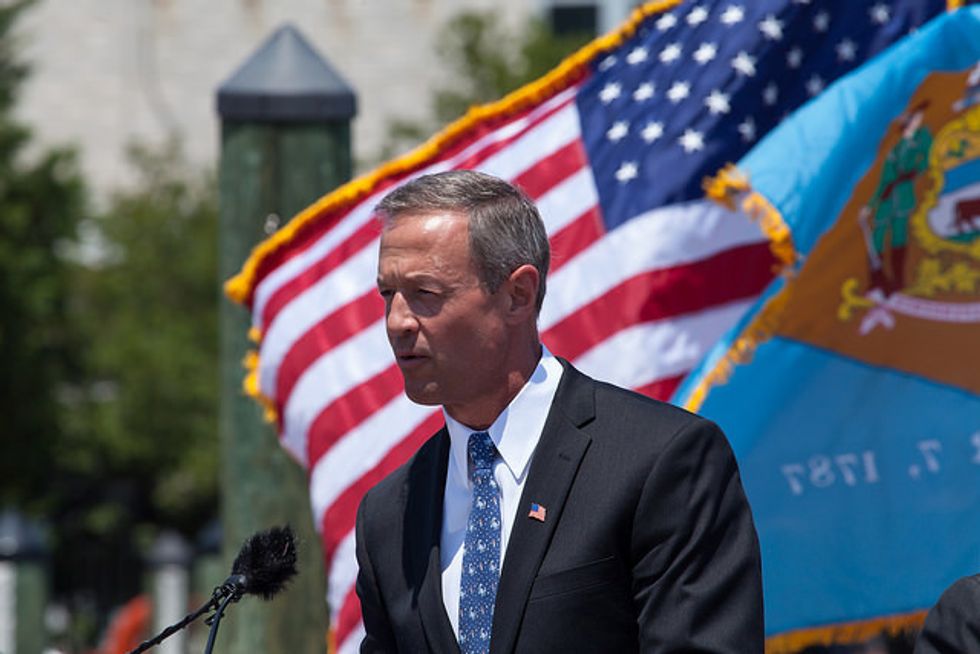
1, 0, 969, 653
0, 1, 604, 651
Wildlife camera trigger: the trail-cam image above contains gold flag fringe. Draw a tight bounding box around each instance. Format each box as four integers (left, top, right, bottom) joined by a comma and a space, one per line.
765, 610, 928, 653
684, 165, 798, 412
224, 0, 683, 307
242, 350, 278, 423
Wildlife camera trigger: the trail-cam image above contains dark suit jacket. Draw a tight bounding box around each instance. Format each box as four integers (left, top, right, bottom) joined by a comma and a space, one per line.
915, 574, 980, 654
355, 360, 764, 653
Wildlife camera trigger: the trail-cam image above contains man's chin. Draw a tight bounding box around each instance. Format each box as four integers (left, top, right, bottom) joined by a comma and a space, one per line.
402, 382, 442, 407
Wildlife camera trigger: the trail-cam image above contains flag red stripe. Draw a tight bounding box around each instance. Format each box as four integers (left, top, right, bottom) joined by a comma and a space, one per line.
548, 206, 605, 272
260, 219, 382, 332
429, 98, 574, 176
276, 291, 386, 418
543, 241, 777, 360
334, 585, 363, 651
306, 365, 405, 467
633, 374, 685, 402
321, 412, 443, 570
511, 140, 588, 198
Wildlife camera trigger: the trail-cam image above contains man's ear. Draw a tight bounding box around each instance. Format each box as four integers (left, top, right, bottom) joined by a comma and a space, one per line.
504, 264, 540, 322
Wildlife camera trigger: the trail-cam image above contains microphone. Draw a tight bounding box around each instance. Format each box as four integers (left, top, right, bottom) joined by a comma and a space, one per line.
217, 524, 299, 602
127, 525, 298, 654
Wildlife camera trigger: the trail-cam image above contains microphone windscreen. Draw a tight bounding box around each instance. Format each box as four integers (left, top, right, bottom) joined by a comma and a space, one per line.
230, 525, 298, 600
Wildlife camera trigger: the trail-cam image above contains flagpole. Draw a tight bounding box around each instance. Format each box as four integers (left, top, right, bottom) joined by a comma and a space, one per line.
216, 24, 356, 653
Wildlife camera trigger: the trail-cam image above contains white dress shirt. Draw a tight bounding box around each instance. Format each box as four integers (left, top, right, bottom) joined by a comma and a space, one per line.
440, 347, 564, 638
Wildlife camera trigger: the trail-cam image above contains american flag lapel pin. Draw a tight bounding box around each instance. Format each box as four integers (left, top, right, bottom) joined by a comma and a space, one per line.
528, 502, 547, 522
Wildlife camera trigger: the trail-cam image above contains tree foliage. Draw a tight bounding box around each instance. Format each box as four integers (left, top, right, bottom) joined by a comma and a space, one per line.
51, 142, 219, 643
0, 3, 219, 639
0, 0, 86, 510
65, 141, 219, 537
378, 11, 591, 161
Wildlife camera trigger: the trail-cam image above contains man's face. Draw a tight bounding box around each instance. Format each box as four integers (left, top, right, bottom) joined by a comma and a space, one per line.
376, 211, 510, 421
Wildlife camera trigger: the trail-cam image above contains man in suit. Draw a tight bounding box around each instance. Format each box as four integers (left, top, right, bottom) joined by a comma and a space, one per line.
915, 574, 980, 653
356, 170, 764, 653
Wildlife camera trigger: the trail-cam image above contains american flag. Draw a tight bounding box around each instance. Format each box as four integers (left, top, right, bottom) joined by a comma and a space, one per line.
225, 1, 947, 651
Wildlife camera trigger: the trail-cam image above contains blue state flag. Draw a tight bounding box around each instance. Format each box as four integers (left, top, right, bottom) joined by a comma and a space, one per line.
676, 6, 980, 649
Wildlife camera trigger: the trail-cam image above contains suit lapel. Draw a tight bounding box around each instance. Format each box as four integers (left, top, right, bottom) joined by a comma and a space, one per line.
405, 428, 461, 654
490, 362, 595, 654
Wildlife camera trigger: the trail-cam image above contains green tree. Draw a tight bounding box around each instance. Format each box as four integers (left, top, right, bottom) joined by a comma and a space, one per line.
378, 11, 591, 161
38, 142, 220, 646
0, 0, 86, 509
64, 141, 219, 537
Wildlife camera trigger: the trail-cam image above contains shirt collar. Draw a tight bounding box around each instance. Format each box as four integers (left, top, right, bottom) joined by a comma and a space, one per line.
444, 346, 564, 485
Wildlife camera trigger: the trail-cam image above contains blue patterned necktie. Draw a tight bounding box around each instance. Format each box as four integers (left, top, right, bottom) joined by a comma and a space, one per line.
458, 431, 501, 654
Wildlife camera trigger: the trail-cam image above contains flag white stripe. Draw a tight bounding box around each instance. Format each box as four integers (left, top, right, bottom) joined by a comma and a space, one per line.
573, 300, 756, 389
279, 321, 392, 464
337, 622, 365, 654
540, 199, 766, 330
259, 244, 380, 399
535, 167, 599, 235
252, 87, 579, 325
472, 104, 581, 180
326, 531, 358, 620
309, 395, 434, 526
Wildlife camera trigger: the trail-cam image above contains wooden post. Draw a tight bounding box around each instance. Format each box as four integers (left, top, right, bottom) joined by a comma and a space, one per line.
217, 24, 355, 654
0, 510, 48, 654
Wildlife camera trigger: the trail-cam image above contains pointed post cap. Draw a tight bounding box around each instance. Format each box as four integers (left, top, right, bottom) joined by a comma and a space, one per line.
217, 24, 357, 122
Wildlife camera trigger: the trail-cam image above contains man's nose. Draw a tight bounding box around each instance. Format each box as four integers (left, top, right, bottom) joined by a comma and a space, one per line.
386, 292, 418, 335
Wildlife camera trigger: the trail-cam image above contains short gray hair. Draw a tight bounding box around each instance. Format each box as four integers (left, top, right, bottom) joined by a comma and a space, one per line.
375, 170, 550, 312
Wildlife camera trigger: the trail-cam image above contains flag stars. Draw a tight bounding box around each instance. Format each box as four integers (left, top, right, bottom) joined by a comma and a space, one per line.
626, 46, 648, 65
786, 47, 803, 69
598, 55, 617, 71
758, 15, 784, 41
705, 90, 731, 115
732, 51, 757, 77
659, 42, 682, 64
633, 82, 655, 101
836, 38, 857, 62
678, 129, 705, 153
607, 121, 629, 142
693, 42, 717, 64
667, 80, 691, 103
870, 3, 890, 25
686, 5, 709, 26
806, 74, 824, 96
813, 11, 830, 32
641, 121, 664, 143
738, 117, 756, 142
763, 82, 778, 105
599, 81, 622, 104
720, 5, 744, 26
656, 13, 677, 31
615, 161, 638, 183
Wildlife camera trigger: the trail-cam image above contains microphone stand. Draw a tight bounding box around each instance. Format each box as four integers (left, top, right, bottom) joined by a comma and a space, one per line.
202, 590, 238, 654
125, 525, 295, 654
127, 576, 244, 654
